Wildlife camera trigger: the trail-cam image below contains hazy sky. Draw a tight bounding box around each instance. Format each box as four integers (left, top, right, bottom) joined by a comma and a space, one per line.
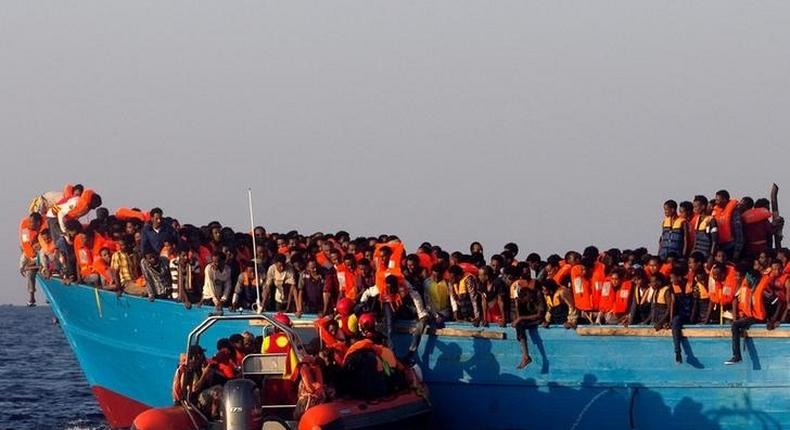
2, 1, 789, 304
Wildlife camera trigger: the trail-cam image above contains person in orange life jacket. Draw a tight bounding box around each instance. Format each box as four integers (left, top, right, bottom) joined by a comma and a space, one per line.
479, 265, 507, 327
260, 313, 300, 405
140, 249, 172, 301
377, 273, 430, 352
725, 265, 772, 364
754, 250, 773, 274
691, 195, 719, 259
595, 268, 624, 325
211, 338, 239, 381
713, 190, 745, 261
73, 227, 100, 286
93, 247, 114, 288
740, 197, 775, 260
44, 184, 82, 243
628, 269, 652, 325
668, 267, 694, 363
512, 275, 546, 369
19, 212, 44, 305
765, 259, 789, 329
659, 200, 688, 259
231, 261, 262, 310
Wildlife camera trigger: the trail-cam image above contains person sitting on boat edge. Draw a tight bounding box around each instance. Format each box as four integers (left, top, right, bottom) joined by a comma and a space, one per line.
725, 264, 777, 365
669, 267, 693, 363
203, 250, 233, 316
231, 261, 263, 311
140, 249, 172, 301
512, 276, 546, 369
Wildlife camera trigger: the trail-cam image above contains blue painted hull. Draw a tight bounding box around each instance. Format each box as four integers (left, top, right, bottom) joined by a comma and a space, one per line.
39, 277, 789, 430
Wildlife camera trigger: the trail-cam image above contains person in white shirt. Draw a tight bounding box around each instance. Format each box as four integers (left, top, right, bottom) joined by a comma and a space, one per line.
264, 254, 295, 311
203, 251, 233, 315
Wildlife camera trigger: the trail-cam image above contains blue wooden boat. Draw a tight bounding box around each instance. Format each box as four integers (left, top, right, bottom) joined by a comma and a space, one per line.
39, 276, 789, 430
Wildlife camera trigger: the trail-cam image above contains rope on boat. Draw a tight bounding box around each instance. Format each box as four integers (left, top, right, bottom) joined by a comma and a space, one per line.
94, 288, 103, 319
569, 388, 611, 430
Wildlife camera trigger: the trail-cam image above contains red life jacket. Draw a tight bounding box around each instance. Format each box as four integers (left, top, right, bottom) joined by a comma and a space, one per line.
742, 207, 772, 224
571, 265, 594, 311
262, 333, 298, 379
712, 199, 738, 244
612, 281, 632, 314
597, 278, 616, 313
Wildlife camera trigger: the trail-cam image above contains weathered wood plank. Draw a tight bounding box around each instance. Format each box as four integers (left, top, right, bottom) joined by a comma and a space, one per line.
394, 325, 507, 340
577, 326, 790, 338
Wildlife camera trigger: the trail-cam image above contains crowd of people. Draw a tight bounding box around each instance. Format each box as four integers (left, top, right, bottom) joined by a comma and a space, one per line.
18, 184, 790, 370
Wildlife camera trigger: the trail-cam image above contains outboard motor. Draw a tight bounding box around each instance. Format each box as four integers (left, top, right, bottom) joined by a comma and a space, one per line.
223, 379, 261, 430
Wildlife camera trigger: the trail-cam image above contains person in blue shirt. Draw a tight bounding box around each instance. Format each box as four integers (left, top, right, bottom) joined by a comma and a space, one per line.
140, 207, 178, 256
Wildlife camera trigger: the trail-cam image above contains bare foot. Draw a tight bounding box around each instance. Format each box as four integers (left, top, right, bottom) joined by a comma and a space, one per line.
517, 355, 533, 369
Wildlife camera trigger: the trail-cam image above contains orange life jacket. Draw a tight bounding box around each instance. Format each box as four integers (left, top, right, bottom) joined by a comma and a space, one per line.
737, 276, 771, 321
115, 207, 150, 223
19, 218, 41, 259
343, 339, 398, 373
374, 242, 405, 296
708, 265, 736, 305
335, 264, 357, 300
597, 278, 616, 313
571, 265, 594, 311
612, 280, 632, 314
73, 233, 95, 277
65, 189, 96, 220
712, 199, 738, 244
552, 262, 572, 286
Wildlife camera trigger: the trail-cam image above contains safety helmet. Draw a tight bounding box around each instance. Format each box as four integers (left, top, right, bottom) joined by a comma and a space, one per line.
335, 298, 354, 316
274, 312, 292, 327
358, 313, 376, 332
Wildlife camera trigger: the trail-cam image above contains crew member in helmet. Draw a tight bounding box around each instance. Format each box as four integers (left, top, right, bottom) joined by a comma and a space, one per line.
358, 312, 386, 345
261, 312, 299, 405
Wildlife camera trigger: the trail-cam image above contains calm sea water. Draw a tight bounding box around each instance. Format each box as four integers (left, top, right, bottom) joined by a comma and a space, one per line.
0, 306, 109, 430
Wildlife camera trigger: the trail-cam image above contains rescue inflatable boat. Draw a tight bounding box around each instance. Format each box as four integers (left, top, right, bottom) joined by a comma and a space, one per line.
131, 314, 431, 430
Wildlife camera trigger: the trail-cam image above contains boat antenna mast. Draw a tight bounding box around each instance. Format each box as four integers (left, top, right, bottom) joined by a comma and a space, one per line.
247, 188, 263, 314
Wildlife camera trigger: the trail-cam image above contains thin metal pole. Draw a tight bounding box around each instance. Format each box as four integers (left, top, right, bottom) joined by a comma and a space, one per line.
248, 188, 262, 314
